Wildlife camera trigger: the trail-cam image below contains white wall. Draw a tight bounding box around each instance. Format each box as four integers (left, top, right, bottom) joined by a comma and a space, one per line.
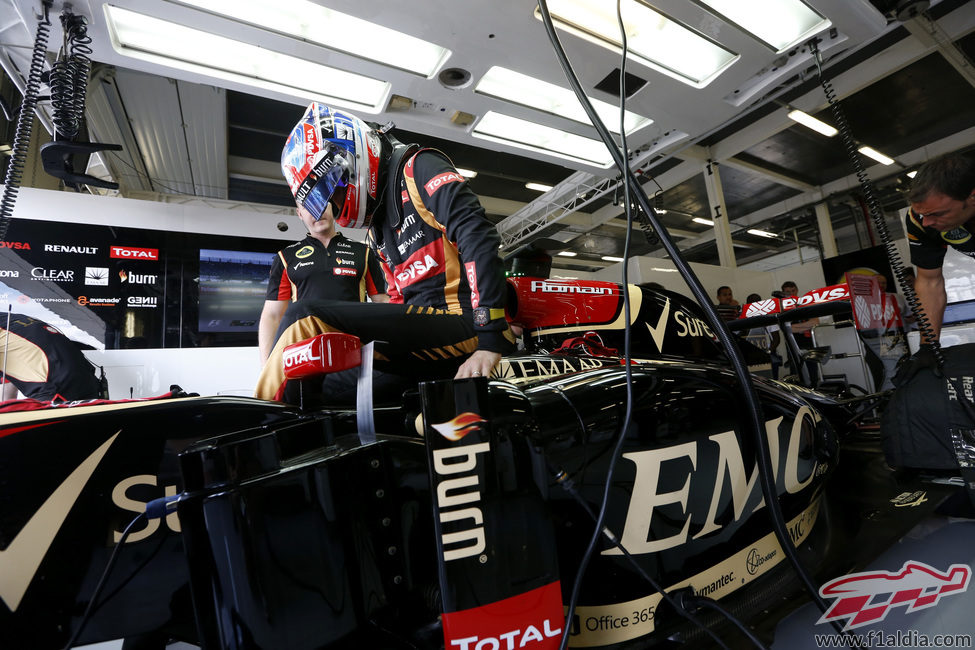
4, 187, 300, 397
593, 256, 788, 303
83, 347, 260, 399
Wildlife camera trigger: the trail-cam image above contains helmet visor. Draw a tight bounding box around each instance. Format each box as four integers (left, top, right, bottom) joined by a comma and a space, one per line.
295, 146, 352, 221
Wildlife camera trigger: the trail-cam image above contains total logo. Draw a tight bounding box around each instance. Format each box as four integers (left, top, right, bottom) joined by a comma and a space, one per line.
127, 296, 158, 308
31, 267, 74, 282
119, 270, 158, 285
110, 246, 159, 261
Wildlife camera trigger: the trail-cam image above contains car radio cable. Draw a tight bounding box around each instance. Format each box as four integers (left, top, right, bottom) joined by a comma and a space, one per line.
60, 495, 178, 650
536, 0, 851, 642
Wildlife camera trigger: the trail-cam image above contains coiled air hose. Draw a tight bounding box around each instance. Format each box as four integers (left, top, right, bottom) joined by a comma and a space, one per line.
0, 1, 53, 243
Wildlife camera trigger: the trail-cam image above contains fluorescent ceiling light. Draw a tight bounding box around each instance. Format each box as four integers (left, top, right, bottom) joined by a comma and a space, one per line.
858, 146, 895, 166
104, 6, 389, 112
475, 66, 651, 135
557, 251, 578, 257
538, 0, 739, 88
907, 170, 918, 178
787, 109, 837, 137
695, 0, 830, 52
170, 0, 450, 77
526, 182, 555, 192
456, 168, 477, 178
474, 112, 614, 167
651, 267, 678, 272
693, 217, 714, 226
602, 256, 625, 262
747, 229, 778, 238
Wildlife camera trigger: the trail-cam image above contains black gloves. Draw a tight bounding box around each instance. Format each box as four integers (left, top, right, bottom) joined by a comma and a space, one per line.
893, 343, 943, 387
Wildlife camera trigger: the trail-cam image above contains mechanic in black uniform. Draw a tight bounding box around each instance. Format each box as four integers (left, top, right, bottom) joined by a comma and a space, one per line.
258, 195, 388, 366
905, 154, 975, 342
255, 102, 515, 401
0, 313, 102, 401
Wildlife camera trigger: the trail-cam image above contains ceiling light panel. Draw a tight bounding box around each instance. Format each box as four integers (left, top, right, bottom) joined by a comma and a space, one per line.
475, 66, 652, 135
858, 146, 894, 166
787, 109, 837, 137
473, 112, 614, 167
169, 0, 451, 77
537, 0, 739, 88
694, 0, 830, 52
104, 6, 390, 112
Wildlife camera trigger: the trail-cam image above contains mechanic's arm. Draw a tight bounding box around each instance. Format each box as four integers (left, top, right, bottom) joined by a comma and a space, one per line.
259, 300, 289, 365
914, 266, 946, 342
364, 246, 391, 303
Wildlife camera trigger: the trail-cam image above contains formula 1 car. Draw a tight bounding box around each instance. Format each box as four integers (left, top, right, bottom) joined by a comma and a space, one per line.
0, 280, 959, 649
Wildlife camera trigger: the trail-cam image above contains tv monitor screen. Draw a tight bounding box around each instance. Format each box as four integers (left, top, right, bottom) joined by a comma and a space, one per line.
199, 249, 276, 333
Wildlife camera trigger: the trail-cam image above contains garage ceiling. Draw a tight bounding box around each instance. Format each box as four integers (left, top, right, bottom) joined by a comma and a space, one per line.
2, 0, 974, 274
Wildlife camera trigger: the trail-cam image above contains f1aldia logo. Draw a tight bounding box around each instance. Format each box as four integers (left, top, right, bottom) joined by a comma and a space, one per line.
818, 561, 971, 630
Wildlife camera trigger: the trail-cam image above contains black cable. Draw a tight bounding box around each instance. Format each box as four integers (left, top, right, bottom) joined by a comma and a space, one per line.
551, 466, 734, 650
61, 512, 149, 650
557, 4, 635, 646
50, 9, 91, 139
0, 1, 52, 242
680, 593, 770, 650
536, 0, 843, 640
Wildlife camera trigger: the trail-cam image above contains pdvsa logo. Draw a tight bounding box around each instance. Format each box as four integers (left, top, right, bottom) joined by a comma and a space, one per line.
127, 296, 158, 308
31, 267, 74, 282
110, 246, 159, 261
0, 241, 30, 250
333, 268, 357, 277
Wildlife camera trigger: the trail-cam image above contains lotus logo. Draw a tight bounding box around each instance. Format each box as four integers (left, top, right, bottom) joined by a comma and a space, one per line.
745, 299, 777, 317
431, 412, 487, 441
818, 561, 971, 630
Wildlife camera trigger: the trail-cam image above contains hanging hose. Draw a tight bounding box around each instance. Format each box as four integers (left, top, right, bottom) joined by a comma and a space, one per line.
809, 37, 975, 503
0, 1, 53, 243
809, 39, 939, 359
49, 9, 92, 140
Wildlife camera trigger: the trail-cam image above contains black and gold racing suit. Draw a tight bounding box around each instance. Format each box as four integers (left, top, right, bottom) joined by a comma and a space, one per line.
256, 148, 514, 401
0, 314, 101, 401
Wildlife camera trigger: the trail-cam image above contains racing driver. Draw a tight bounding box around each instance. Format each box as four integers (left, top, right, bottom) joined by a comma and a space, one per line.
255, 102, 515, 401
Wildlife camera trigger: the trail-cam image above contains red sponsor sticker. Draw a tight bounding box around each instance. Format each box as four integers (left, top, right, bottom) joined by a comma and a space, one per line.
395, 241, 444, 286
442, 581, 563, 650
333, 267, 358, 276
425, 171, 463, 196
110, 246, 158, 261
465, 262, 479, 308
